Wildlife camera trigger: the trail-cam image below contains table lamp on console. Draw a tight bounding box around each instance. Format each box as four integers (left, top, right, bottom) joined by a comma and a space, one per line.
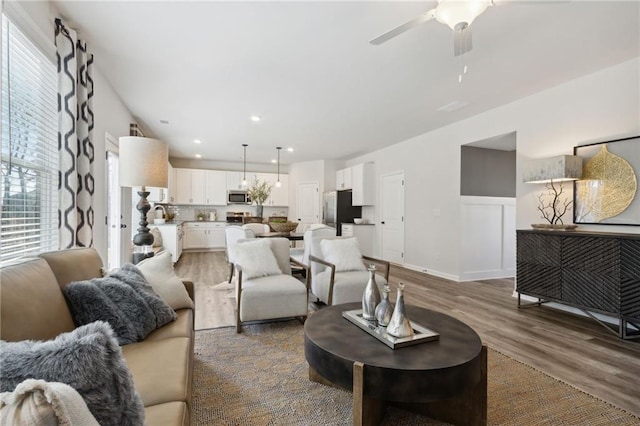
119, 136, 168, 264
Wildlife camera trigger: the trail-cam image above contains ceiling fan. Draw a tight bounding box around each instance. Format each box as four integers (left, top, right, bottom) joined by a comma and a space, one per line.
370, 0, 565, 56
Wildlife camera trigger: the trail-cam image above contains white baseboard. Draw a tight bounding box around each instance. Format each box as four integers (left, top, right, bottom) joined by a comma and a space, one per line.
402, 263, 460, 282
459, 269, 515, 282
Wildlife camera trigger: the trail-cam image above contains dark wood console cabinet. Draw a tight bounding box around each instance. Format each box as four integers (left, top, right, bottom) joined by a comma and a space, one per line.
516, 229, 640, 339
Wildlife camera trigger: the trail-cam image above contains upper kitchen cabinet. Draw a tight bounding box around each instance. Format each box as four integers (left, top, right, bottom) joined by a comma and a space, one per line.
175, 168, 206, 204
336, 167, 352, 190
226, 171, 245, 191
254, 173, 289, 206
351, 163, 374, 206
205, 170, 227, 205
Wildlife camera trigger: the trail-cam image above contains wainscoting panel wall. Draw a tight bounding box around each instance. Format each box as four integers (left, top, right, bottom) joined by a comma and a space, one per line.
460, 196, 516, 281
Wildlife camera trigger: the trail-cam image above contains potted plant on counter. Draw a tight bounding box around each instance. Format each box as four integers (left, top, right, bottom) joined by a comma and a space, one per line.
246, 176, 273, 218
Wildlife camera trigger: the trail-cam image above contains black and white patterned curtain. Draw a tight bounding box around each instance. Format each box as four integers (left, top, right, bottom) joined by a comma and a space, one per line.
55, 18, 95, 248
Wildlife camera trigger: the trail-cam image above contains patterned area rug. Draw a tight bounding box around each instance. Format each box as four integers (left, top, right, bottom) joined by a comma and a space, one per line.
193, 320, 639, 425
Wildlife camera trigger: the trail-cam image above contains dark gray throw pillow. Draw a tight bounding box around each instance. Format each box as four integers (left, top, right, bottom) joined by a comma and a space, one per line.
111, 263, 177, 328
63, 264, 177, 344
64, 280, 139, 345
0, 321, 145, 426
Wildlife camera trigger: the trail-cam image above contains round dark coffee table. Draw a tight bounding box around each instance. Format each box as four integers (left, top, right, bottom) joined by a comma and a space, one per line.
304, 303, 487, 426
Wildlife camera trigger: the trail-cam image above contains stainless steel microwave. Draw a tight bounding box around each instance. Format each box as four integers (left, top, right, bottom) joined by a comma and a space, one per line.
227, 190, 251, 205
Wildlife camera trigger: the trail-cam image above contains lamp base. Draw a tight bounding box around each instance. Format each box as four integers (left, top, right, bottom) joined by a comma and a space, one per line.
133, 251, 154, 265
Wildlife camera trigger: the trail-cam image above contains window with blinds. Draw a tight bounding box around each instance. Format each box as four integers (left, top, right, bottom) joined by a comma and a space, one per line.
1, 14, 58, 265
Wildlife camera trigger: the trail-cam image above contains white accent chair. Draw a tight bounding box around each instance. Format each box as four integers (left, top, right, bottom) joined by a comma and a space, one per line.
224, 225, 255, 283
242, 223, 270, 235
290, 225, 337, 266
232, 238, 310, 333
308, 236, 390, 306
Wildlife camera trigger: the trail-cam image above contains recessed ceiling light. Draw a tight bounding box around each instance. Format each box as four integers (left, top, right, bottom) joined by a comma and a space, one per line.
194, 139, 201, 144
250, 115, 261, 122
160, 119, 169, 124
287, 147, 294, 152
271, 159, 277, 163
195, 154, 202, 159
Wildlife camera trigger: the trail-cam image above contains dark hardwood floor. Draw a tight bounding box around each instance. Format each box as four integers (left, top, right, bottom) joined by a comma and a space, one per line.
176, 252, 640, 417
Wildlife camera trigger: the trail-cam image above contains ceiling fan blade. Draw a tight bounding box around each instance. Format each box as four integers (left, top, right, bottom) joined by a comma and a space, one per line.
492, 0, 572, 5
453, 26, 473, 56
369, 9, 436, 45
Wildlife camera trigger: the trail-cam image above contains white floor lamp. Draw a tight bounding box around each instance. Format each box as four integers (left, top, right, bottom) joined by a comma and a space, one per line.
119, 136, 168, 264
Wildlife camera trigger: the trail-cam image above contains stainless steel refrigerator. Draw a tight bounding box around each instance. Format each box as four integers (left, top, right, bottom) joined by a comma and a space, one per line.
323, 190, 362, 236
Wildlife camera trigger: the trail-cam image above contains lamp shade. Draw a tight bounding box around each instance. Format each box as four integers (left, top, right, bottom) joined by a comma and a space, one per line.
523, 155, 583, 184
119, 136, 168, 188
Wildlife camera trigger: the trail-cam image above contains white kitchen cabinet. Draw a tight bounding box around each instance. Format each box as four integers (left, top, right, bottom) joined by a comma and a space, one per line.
336, 168, 352, 190
342, 223, 374, 257
149, 223, 183, 263
205, 170, 227, 205
175, 168, 207, 205
183, 222, 226, 249
351, 163, 374, 206
254, 173, 289, 206
226, 171, 245, 191
269, 174, 289, 206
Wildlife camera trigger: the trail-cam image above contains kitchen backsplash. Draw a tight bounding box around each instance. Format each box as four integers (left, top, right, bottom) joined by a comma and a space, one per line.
150, 203, 288, 222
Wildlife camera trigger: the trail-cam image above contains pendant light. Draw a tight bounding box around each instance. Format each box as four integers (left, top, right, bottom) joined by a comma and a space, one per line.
242, 144, 248, 186
276, 146, 282, 188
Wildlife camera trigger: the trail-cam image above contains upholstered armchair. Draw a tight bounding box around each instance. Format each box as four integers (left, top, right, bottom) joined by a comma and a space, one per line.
308, 236, 390, 306
231, 238, 309, 333
224, 226, 255, 283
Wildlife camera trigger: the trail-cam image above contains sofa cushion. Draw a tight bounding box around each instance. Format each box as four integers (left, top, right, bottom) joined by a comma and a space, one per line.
122, 337, 191, 407
0, 258, 75, 342
39, 248, 104, 290
0, 321, 145, 426
137, 251, 194, 310
145, 309, 193, 341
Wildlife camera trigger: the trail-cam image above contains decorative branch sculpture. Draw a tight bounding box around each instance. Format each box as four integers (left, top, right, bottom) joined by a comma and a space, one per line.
536, 180, 572, 225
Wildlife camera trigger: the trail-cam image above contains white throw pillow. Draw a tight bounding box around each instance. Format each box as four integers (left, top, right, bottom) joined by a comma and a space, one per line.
137, 251, 194, 310
230, 239, 282, 280
320, 238, 366, 272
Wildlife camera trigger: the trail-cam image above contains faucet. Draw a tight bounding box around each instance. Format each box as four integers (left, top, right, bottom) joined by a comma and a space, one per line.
154, 205, 166, 218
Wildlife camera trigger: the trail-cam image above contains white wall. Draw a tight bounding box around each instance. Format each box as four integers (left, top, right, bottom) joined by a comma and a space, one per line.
347, 58, 640, 279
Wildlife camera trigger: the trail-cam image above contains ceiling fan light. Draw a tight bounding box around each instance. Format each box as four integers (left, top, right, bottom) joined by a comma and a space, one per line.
435, 0, 491, 30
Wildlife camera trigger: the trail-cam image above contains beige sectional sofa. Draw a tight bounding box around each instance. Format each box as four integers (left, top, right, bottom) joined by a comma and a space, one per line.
0, 248, 194, 425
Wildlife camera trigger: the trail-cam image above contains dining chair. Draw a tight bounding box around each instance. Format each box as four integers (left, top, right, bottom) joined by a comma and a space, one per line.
242, 223, 270, 235
308, 235, 389, 306
224, 226, 255, 283
290, 225, 336, 266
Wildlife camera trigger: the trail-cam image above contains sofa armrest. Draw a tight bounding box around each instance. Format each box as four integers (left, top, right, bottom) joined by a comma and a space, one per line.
182, 280, 195, 303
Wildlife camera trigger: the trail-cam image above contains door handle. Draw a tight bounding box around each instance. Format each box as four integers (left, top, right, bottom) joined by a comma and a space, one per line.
381, 221, 385, 224
121, 224, 127, 229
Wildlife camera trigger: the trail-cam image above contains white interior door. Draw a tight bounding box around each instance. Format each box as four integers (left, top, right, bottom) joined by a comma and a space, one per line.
381, 171, 405, 263
105, 133, 131, 269
296, 181, 319, 232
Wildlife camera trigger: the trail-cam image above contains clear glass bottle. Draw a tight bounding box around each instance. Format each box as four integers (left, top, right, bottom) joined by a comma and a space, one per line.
375, 284, 394, 326
386, 282, 414, 338
361, 265, 381, 321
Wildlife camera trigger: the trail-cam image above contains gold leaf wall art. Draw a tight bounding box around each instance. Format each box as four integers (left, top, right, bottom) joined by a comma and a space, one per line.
575, 145, 637, 222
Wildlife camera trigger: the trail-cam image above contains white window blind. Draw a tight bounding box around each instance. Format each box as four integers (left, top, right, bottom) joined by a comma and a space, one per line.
1, 14, 58, 265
